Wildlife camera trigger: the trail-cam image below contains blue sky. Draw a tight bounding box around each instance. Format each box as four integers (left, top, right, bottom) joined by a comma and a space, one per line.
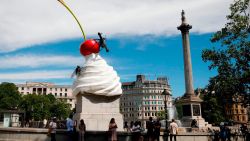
0, 33, 217, 97
0, 0, 233, 97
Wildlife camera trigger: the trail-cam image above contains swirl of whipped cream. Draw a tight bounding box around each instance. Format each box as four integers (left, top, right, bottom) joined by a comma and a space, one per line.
73, 53, 122, 96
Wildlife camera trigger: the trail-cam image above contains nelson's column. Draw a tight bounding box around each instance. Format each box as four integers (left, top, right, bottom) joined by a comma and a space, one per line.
177, 10, 207, 127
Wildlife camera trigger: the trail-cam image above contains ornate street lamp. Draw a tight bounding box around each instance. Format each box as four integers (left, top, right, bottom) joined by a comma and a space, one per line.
162, 89, 171, 132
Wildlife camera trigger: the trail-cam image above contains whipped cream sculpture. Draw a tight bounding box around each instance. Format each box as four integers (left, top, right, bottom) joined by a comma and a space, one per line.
58, 0, 122, 96
72, 53, 122, 96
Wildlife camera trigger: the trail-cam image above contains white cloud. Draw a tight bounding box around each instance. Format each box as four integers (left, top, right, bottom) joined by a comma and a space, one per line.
0, 54, 83, 69
0, 0, 233, 52
0, 70, 72, 80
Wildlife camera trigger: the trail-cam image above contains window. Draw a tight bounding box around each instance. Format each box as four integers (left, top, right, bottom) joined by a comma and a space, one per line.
65, 88, 67, 92
55, 93, 57, 96
70, 99, 72, 102
22, 87, 24, 90
60, 93, 62, 97
241, 110, 244, 114
60, 88, 62, 91
65, 93, 67, 97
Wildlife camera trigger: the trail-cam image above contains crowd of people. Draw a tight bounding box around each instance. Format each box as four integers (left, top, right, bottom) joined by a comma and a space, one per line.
45, 115, 249, 141
46, 116, 181, 141
47, 114, 86, 141
122, 117, 179, 141
207, 123, 249, 141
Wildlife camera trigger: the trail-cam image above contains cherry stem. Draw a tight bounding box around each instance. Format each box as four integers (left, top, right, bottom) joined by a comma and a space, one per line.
58, 0, 87, 41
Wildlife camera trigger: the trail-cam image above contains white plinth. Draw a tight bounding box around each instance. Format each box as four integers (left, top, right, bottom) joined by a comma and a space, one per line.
74, 94, 123, 131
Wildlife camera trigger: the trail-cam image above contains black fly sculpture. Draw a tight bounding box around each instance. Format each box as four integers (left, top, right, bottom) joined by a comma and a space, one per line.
96, 32, 109, 52
71, 32, 109, 78
71, 65, 82, 78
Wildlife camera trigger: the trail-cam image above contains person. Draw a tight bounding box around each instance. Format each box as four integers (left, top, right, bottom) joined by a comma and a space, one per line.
219, 125, 227, 141
169, 119, 178, 141
43, 119, 48, 128
131, 121, 143, 141
66, 114, 74, 141
130, 121, 134, 132
154, 118, 161, 141
25, 117, 29, 127
241, 124, 248, 141
108, 118, 118, 141
214, 129, 220, 141
48, 117, 57, 141
123, 121, 129, 132
73, 120, 78, 141
225, 126, 231, 141
146, 117, 154, 141
191, 119, 198, 128
78, 119, 86, 141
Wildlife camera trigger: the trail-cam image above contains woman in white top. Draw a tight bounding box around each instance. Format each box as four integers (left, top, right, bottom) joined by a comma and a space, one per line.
49, 117, 57, 141
169, 119, 178, 141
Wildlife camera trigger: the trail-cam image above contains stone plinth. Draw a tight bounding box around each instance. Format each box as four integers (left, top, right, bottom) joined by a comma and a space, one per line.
179, 97, 208, 127
74, 94, 123, 131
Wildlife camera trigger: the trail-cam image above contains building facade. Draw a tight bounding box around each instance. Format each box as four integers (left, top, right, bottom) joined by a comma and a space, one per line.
120, 75, 172, 127
16, 82, 76, 109
224, 94, 248, 124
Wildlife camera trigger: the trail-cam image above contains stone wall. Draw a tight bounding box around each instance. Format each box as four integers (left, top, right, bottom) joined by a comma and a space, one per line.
0, 127, 246, 141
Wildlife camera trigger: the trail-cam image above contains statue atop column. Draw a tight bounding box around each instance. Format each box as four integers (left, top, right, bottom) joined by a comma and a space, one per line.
181, 10, 186, 24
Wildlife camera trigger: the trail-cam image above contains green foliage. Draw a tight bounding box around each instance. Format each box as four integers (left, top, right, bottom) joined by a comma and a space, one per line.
202, 0, 249, 103
0, 82, 71, 121
21, 94, 51, 120
156, 110, 166, 120
175, 103, 183, 119
0, 82, 22, 110
50, 100, 71, 120
200, 86, 225, 125
20, 94, 71, 121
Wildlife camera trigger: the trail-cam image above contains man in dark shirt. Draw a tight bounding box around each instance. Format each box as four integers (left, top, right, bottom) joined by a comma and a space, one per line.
146, 117, 154, 141
154, 118, 161, 141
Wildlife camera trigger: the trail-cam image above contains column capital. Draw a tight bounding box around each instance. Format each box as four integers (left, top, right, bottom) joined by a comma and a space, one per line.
177, 24, 192, 33
177, 10, 192, 33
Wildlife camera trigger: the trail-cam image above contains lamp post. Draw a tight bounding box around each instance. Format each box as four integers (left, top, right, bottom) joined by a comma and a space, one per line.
162, 89, 171, 132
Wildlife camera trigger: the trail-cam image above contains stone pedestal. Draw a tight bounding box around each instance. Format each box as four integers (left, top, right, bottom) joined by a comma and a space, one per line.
74, 94, 123, 131
179, 97, 207, 127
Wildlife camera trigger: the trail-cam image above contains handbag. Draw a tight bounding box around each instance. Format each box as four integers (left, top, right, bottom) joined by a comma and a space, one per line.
47, 128, 52, 137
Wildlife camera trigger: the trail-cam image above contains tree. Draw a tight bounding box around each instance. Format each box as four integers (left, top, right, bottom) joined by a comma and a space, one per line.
0, 82, 22, 110
50, 100, 71, 120
20, 94, 48, 120
175, 103, 183, 119
199, 86, 225, 125
202, 0, 250, 104
156, 110, 167, 120
20, 94, 71, 121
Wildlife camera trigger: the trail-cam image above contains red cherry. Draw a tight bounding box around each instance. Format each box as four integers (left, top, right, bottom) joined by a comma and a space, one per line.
80, 39, 100, 56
